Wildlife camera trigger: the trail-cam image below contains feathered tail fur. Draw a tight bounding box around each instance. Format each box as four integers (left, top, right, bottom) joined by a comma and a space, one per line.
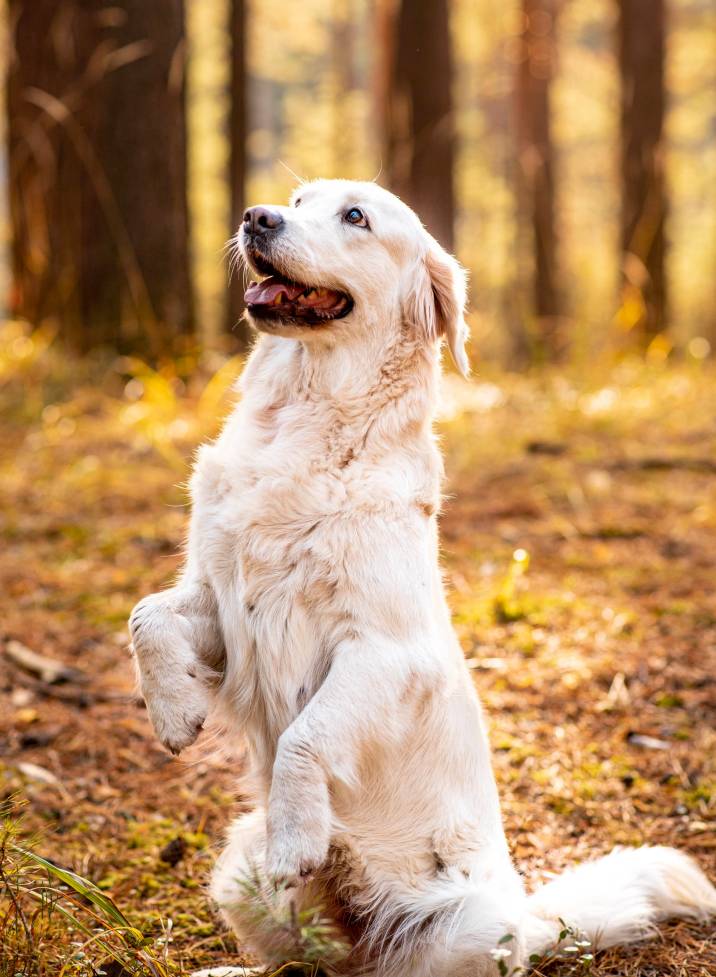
523, 845, 716, 961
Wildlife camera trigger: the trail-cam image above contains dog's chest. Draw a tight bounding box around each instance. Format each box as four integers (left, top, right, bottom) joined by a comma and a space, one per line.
194, 411, 363, 724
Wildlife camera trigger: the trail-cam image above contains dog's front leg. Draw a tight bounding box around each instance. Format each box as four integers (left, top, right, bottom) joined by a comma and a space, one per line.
129, 578, 224, 755
266, 635, 415, 886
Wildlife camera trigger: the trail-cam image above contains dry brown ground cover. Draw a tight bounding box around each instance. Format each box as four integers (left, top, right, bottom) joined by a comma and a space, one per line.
1, 327, 714, 975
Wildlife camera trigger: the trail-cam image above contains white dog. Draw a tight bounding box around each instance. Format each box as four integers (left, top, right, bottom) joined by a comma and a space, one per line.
130, 180, 715, 976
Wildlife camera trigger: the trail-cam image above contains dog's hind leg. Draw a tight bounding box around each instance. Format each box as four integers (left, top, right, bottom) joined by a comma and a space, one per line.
211, 809, 349, 971
210, 810, 276, 967
357, 873, 528, 977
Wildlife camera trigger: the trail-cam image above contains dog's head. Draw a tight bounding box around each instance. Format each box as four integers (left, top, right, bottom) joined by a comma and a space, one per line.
237, 179, 469, 375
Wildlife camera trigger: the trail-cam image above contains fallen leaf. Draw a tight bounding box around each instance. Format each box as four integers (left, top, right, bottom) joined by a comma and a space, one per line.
626, 732, 670, 751
17, 761, 61, 786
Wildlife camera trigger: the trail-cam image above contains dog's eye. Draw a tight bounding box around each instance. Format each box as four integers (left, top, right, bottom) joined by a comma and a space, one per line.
344, 207, 368, 228
294, 197, 302, 208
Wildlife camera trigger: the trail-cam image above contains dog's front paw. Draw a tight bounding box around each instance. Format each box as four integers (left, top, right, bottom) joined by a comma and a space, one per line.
265, 830, 329, 888
141, 670, 211, 755
265, 803, 331, 888
130, 591, 215, 755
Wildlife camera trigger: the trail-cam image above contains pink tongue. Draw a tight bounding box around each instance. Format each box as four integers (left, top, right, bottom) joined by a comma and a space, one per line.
245, 276, 304, 305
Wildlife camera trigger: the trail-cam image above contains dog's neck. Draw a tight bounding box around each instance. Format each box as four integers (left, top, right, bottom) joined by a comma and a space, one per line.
300, 328, 441, 466
297, 323, 438, 403
241, 325, 442, 454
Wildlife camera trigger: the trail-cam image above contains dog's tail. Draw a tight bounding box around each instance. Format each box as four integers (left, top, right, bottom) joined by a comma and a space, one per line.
522, 846, 716, 960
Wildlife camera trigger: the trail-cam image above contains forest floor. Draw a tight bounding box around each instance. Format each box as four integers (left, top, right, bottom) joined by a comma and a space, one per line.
1, 328, 715, 976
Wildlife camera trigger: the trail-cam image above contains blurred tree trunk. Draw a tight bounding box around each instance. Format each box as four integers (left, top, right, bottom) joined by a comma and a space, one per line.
617, 0, 666, 342
515, 0, 561, 361
225, 0, 249, 346
331, 0, 358, 176
376, 0, 455, 250
7, 0, 193, 356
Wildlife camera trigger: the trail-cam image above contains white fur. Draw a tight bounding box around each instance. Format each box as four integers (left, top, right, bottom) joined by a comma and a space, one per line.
525, 845, 716, 954
130, 180, 715, 976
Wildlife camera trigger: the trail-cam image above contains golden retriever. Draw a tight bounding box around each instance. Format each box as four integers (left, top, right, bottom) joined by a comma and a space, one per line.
130, 180, 715, 977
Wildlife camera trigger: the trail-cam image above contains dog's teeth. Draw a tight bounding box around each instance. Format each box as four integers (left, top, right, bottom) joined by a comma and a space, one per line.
273, 292, 285, 305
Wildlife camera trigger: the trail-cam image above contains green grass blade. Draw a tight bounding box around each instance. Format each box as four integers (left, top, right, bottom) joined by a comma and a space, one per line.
16, 847, 143, 940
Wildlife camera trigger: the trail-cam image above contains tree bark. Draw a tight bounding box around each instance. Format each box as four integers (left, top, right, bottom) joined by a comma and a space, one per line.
377, 0, 455, 250
515, 0, 561, 360
331, 0, 358, 176
225, 0, 249, 346
617, 0, 667, 342
7, 0, 193, 356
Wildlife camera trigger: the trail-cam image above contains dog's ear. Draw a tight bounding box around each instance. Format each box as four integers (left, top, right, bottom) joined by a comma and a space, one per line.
406, 235, 470, 377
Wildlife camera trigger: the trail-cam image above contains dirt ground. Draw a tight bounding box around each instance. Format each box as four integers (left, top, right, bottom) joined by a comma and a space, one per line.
1, 341, 714, 975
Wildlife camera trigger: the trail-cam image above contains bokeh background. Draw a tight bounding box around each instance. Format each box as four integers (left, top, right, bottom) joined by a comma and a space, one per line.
1, 3, 716, 977
3, 0, 716, 366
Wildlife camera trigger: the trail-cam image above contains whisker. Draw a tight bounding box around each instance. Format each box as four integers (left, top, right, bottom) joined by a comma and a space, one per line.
277, 158, 305, 185
222, 233, 250, 285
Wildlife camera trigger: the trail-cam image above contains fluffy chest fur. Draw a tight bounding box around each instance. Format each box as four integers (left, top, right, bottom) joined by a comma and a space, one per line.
189, 338, 442, 767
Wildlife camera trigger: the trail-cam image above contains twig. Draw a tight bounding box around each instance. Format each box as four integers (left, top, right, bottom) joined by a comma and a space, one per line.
609, 457, 716, 474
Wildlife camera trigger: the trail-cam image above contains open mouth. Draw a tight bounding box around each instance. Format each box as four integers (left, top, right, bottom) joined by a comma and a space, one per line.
244, 267, 353, 326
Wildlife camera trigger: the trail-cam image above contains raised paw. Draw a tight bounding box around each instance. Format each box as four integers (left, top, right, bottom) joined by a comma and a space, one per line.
129, 591, 214, 755
141, 667, 211, 755
265, 800, 331, 888
265, 831, 329, 888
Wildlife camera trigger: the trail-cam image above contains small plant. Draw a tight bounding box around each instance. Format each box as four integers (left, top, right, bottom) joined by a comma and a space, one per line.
0, 800, 177, 977
493, 548, 531, 623
490, 931, 516, 975
490, 920, 594, 976
228, 864, 350, 975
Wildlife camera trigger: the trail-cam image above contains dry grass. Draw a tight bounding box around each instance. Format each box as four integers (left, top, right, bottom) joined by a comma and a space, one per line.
1, 322, 714, 974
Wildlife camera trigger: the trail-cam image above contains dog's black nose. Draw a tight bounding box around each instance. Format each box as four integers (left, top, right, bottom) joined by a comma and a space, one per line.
243, 206, 284, 236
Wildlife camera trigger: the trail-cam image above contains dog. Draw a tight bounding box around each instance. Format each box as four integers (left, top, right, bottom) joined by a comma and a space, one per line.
129, 180, 716, 976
